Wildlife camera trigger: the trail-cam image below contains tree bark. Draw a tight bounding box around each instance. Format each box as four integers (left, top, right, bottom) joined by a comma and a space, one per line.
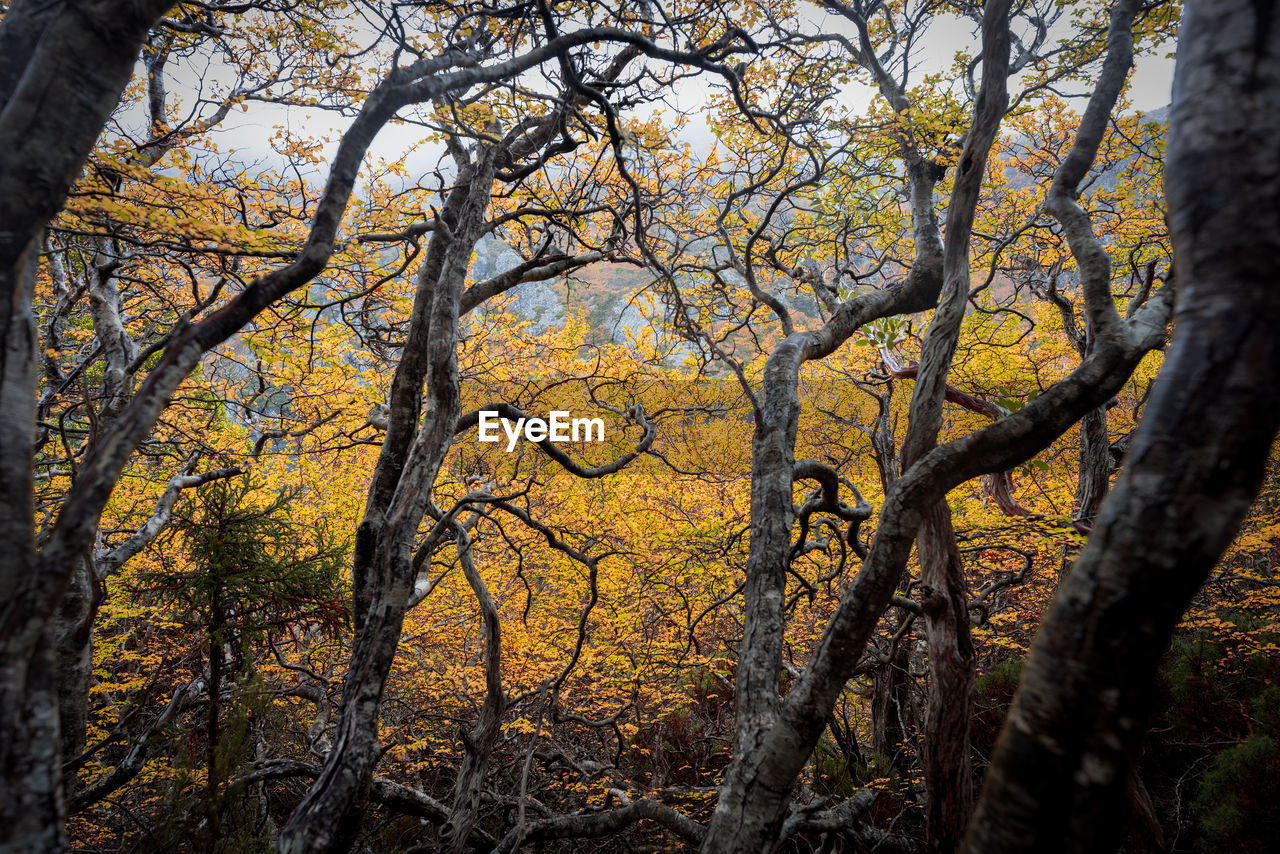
702, 1, 1012, 843
965, 1, 1280, 850
870, 623, 914, 767
0, 5, 177, 841
702, 181, 947, 854
442, 526, 506, 854
54, 556, 96, 765
0, 11, 400, 845
0, 13, 732, 850
701, 2, 1182, 845
277, 144, 500, 854
918, 502, 975, 854
1074, 406, 1110, 526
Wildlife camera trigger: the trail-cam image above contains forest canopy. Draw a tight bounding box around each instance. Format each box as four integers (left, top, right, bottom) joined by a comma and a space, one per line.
1, 0, 1278, 852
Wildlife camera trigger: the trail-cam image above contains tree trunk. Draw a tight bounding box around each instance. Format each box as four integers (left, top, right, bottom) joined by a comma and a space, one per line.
0, 237, 61, 854
278, 147, 499, 854
0, 5, 195, 847
442, 527, 505, 853
1074, 407, 1110, 526
871, 623, 914, 767
207, 573, 226, 846
702, 349, 803, 852
0, 626, 66, 854
54, 557, 96, 767
702, 6, 1010, 848
918, 501, 975, 853
964, 1, 1280, 850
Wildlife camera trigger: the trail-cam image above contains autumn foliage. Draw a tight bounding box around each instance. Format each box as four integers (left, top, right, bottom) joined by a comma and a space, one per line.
4, 1, 1279, 853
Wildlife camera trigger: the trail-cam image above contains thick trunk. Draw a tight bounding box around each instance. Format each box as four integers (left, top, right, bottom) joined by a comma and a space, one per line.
0, 627, 66, 854
0, 243, 39, 664
965, 1, 1280, 850
276, 318, 461, 854
0, 2, 174, 244
700, 343, 803, 852
0, 239, 65, 853
0, 7, 195, 847
740, 359, 802, 730
919, 501, 974, 854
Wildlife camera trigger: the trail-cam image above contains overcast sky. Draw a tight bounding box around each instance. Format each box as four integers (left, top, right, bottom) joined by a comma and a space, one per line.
175, 8, 1176, 190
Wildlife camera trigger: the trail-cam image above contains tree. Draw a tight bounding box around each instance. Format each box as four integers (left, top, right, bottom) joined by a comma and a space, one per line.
637, 0, 1176, 849
966, 0, 1280, 850
7, 0, 1280, 851
2, 0, 755, 849
145, 476, 346, 849
2, 3, 204, 846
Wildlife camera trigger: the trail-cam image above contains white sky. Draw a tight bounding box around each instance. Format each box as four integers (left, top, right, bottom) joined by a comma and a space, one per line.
172, 6, 1177, 188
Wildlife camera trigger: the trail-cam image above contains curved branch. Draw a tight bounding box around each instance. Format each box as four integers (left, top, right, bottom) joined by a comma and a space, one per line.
491, 796, 704, 854
232, 760, 497, 850
792, 460, 873, 561
442, 525, 506, 853
97, 462, 242, 575
456, 402, 656, 478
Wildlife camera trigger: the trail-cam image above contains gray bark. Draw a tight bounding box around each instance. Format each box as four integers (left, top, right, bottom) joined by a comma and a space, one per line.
0, 7, 740, 849
277, 143, 500, 853
2, 28, 604, 848
965, 0, 1280, 850
870, 628, 914, 765
235, 759, 499, 850
1074, 407, 1110, 526
53, 556, 95, 766
0, 5, 176, 847
702, 3, 1010, 849
702, 188, 947, 852
442, 525, 506, 854
491, 794, 705, 853
918, 502, 975, 854
702, 0, 1180, 847
901, 0, 1013, 839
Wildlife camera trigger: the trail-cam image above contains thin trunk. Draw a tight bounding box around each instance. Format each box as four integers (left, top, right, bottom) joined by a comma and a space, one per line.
869, 380, 914, 773
54, 556, 95, 768
1125, 769, 1165, 854
57, 250, 138, 775
870, 624, 913, 767
442, 526, 505, 853
207, 577, 225, 848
